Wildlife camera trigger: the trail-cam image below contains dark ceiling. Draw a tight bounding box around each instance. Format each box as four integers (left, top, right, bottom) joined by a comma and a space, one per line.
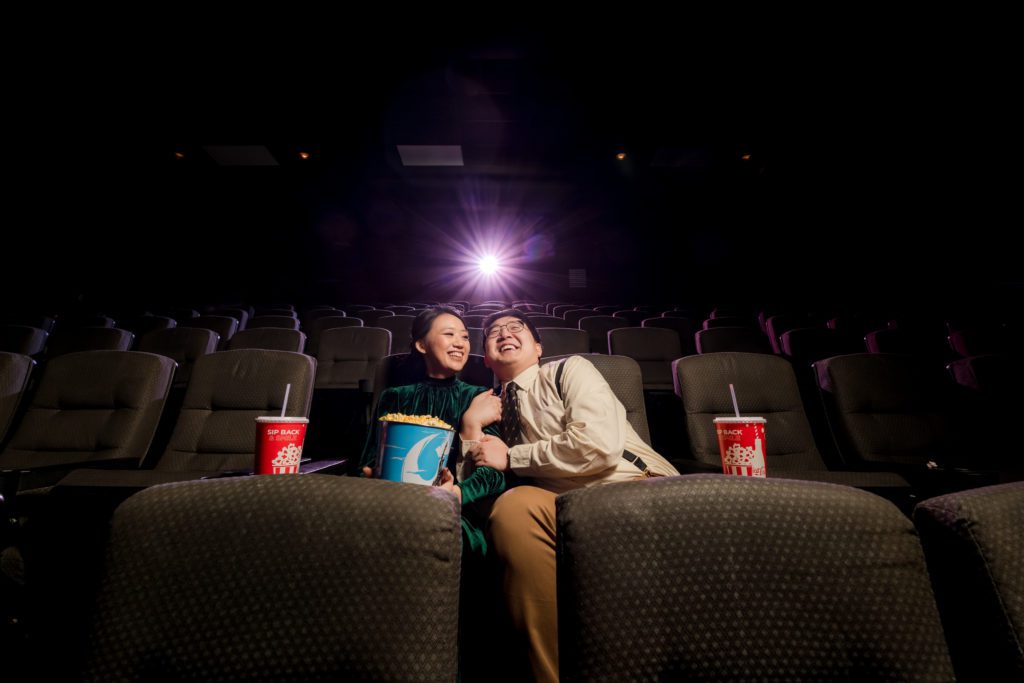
7, 21, 1017, 310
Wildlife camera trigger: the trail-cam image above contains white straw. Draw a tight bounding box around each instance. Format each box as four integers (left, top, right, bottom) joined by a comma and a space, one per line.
729, 383, 741, 418
280, 383, 291, 418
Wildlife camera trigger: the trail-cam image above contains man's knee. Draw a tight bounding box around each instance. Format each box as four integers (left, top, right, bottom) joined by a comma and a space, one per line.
489, 486, 556, 547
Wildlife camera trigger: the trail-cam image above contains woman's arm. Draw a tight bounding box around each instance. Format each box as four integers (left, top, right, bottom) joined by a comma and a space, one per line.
457, 465, 505, 505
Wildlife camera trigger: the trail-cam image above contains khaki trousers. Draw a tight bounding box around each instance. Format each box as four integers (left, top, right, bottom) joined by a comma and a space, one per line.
488, 485, 560, 683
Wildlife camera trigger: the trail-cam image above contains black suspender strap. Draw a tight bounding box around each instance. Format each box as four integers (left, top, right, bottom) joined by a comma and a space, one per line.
553, 357, 650, 474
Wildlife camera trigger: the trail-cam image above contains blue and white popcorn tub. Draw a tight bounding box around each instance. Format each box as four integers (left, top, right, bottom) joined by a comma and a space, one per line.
376, 420, 455, 486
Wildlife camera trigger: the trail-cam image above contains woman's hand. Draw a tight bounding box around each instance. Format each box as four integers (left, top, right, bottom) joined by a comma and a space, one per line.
362, 466, 374, 478
437, 468, 462, 503
461, 389, 502, 440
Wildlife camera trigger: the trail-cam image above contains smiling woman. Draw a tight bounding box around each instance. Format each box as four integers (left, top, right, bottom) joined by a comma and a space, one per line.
359, 306, 507, 556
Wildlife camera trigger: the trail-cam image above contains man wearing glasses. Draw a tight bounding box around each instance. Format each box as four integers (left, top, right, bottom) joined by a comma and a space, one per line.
463, 309, 678, 682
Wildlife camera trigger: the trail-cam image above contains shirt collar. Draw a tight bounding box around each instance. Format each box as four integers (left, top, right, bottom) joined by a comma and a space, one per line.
501, 363, 540, 392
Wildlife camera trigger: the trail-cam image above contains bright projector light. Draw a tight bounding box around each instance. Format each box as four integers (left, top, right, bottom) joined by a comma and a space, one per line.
478, 256, 499, 275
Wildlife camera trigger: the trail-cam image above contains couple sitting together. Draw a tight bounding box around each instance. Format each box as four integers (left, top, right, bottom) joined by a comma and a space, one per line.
360, 306, 678, 682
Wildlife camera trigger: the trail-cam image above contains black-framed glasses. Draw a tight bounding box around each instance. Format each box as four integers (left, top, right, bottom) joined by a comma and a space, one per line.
485, 321, 526, 338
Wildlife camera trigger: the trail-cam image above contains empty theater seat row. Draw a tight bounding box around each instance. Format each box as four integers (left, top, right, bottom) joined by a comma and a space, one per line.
55, 474, 1021, 681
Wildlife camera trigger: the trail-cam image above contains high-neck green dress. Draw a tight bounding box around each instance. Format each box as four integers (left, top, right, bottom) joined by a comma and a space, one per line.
360, 376, 504, 555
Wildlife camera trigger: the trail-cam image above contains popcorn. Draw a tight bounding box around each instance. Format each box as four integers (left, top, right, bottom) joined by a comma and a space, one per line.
379, 413, 453, 431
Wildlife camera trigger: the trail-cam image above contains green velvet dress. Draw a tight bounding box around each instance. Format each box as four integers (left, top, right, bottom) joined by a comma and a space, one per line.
360, 377, 504, 555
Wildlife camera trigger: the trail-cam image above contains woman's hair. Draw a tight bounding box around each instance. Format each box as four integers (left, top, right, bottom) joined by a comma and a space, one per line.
404, 306, 467, 375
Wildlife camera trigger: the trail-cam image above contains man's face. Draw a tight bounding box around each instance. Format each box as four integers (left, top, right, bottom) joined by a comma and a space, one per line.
482, 315, 543, 379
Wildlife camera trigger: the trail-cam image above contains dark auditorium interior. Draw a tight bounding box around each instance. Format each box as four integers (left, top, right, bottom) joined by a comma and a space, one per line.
2, 23, 1021, 681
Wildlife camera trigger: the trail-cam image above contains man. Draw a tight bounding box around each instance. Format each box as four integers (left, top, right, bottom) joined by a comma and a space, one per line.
462, 309, 679, 682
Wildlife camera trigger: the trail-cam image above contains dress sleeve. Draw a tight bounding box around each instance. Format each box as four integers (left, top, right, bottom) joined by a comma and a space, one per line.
455, 385, 505, 503
458, 465, 506, 504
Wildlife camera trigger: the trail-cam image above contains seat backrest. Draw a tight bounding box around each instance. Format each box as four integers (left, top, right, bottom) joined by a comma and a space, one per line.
765, 313, 819, 354
121, 315, 177, 338
537, 328, 589, 358
306, 315, 362, 355
578, 315, 631, 354
301, 307, 344, 331
46, 327, 134, 358
375, 315, 416, 354
179, 314, 238, 346
696, 326, 772, 354
948, 326, 1020, 358
82, 476, 460, 681
780, 326, 864, 367
674, 352, 825, 470
526, 315, 572, 328
228, 328, 307, 352
703, 315, 755, 329
315, 327, 390, 390
611, 310, 647, 325
541, 354, 651, 445
557, 475, 955, 682
551, 304, 580, 318
641, 316, 696, 355
246, 315, 300, 330
156, 349, 315, 472
914, 482, 1024, 682
357, 309, 396, 326
137, 327, 219, 388
0, 325, 49, 356
253, 306, 296, 317
563, 309, 596, 326
0, 351, 175, 482
946, 354, 1024, 411
608, 327, 681, 391
814, 353, 961, 467
209, 307, 250, 330
458, 354, 493, 389
0, 352, 34, 445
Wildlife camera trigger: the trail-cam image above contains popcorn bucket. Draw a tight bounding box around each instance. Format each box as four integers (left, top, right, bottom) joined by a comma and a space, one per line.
713, 417, 767, 477
255, 416, 309, 475
376, 420, 455, 486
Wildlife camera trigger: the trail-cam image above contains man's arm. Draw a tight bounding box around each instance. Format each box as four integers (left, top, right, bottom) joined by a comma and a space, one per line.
510, 357, 627, 478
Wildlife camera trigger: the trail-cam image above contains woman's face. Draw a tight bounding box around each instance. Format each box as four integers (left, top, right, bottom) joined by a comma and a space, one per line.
415, 313, 470, 378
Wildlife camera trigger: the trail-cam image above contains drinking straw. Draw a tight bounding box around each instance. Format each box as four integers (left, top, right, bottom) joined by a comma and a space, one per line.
280, 383, 291, 418
728, 383, 741, 418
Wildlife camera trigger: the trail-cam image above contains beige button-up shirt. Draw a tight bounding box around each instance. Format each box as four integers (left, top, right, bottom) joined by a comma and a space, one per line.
463, 356, 678, 494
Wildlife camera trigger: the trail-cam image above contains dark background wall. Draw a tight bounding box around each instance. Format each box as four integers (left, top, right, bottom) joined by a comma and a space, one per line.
4, 20, 1018, 315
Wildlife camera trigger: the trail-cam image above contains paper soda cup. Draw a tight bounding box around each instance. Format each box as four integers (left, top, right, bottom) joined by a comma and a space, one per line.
713, 417, 767, 477
375, 420, 455, 486
254, 416, 309, 475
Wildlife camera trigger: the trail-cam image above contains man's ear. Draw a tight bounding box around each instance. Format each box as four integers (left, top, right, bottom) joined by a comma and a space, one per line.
483, 353, 493, 369
414, 339, 427, 354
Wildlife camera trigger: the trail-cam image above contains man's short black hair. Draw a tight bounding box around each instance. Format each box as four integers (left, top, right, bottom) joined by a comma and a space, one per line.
481, 308, 542, 344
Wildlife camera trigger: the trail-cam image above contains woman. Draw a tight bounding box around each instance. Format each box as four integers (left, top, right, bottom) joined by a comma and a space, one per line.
360, 306, 504, 555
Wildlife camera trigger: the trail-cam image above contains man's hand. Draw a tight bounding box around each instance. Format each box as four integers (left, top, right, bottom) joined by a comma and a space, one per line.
470, 435, 510, 471
461, 389, 502, 440
362, 466, 374, 478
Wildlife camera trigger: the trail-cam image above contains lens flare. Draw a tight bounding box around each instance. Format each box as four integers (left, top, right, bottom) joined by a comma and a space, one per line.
478, 255, 499, 275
